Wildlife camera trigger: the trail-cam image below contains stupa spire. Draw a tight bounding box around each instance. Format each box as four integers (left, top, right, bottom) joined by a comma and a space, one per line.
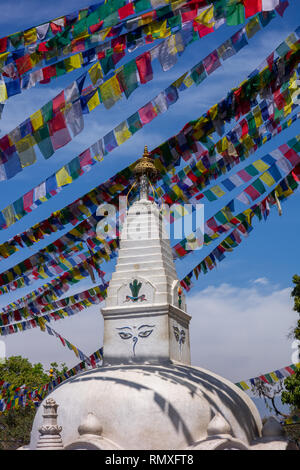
133, 145, 159, 201
101, 145, 191, 366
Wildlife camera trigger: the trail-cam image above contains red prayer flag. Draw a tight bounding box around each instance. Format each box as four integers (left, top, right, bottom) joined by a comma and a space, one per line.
23, 190, 34, 212
50, 22, 63, 34
138, 102, 157, 125
244, 185, 261, 201
243, 0, 262, 18
194, 23, 214, 38
0, 37, 7, 53
292, 166, 300, 182
42, 65, 57, 81
118, 3, 135, 20
15, 54, 32, 76
237, 169, 253, 182
48, 112, 71, 150
240, 118, 249, 136
259, 375, 269, 384
181, 8, 198, 23
90, 21, 104, 34
136, 52, 153, 84
52, 90, 65, 114
38, 41, 50, 52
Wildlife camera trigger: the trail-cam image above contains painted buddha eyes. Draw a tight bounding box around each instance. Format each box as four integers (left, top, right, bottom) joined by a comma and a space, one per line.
118, 329, 154, 340
137, 329, 153, 338
118, 332, 132, 340
117, 325, 155, 356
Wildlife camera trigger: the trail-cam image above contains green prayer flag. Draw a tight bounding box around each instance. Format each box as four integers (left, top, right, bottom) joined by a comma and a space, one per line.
34, 125, 54, 159
117, 60, 138, 99
252, 178, 266, 195
41, 101, 53, 123
135, 0, 151, 13
168, 15, 182, 30
68, 158, 81, 180
226, 3, 245, 26
56, 60, 66, 77
245, 164, 259, 177
127, 112, 142, 134
10, 32, 23, 48
203, 189, 217, 202
214, 210, 228, 225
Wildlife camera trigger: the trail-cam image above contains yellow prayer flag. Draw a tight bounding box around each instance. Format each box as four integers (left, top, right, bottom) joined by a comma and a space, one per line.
59, 256, 73, 270
269, 372, 279, 382
115, 121, 131, 145
30, 110, 44, 131
89, 62, 103, 85
195, 160, 206, 173
239, 381, 250, 390
87, 90, 101, 112
37, 266, 48, 279
24, 28, 37, 45
210, 185, 226, 198
56, 166, 72, 187
284, 103, 293, 117
241, 135, 254, 151
99, 75, 122, 106
3, 205, 16, 227
253, 106, 263, 127
71, 345, 79, 357
65, 54, 82, 72
260, 171, 275, 187
0, 52, 10, 67
0, 79, 7, 103
144, 20, 170, 38
252, 160, 269, 172
209, 104, 218, 121
172, 72, 188, 89
245, 16, 261, 39
183, 75, 194, 89
13, 265, 22, 276
78, 203, 91, 217
195, 5, 214, 27
30, 52, 42, 67
216, 137, 229, 153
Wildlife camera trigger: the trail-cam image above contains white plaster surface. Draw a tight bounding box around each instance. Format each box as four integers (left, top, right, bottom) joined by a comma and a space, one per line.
29, 363, 263, 450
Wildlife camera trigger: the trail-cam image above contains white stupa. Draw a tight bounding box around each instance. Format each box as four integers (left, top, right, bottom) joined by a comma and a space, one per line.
29, 147, 290, 450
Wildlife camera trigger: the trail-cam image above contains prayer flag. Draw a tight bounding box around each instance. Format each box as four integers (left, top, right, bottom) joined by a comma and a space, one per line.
136, 52, 153, 84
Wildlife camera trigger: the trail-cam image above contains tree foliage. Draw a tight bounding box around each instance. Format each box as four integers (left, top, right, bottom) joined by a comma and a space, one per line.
280, 275, 300, 410
0, 356, 66, 450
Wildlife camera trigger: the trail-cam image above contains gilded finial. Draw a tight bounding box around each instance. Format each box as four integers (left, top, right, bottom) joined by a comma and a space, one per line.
133, 145, 160, 201
133, 145, 159, 182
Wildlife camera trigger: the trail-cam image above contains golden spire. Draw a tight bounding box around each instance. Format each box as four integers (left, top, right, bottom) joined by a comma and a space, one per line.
133, 145, 159, 182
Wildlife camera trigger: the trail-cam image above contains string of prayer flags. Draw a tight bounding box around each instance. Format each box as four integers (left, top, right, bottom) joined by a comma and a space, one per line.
0, 103, 297, 299
3, 133, 299, 317
179, 165, 300, 290
175, 151, 300, 262
235, 362, 300, 391
0, 347, 103, 412
0, 25, 296, 242
0, 8, 290, 180
0, 284, 107, 327
0, 1, 210, 103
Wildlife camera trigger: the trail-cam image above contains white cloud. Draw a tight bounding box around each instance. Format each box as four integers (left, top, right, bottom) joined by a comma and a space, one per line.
252, 277, 270, 286
189, 282, 296, 383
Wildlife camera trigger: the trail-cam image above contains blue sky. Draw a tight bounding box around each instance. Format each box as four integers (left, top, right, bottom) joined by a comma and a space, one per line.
0, 0, 300, 402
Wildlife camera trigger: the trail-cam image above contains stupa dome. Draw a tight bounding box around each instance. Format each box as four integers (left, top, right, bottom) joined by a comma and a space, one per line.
29, 362, 262, 450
